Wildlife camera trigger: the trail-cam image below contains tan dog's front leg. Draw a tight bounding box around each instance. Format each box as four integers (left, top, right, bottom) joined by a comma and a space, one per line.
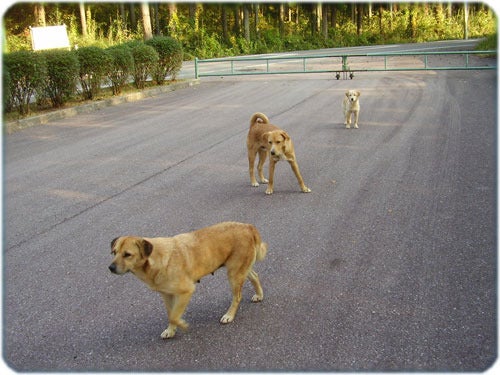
345, 111, 351, 129
160, 292, 192, 339
288, 160, 311, 193
353, 110, 359, 129
265, 159, 277, 195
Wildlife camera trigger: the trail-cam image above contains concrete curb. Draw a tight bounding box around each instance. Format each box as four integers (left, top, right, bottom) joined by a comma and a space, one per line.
5, 79, 200, 134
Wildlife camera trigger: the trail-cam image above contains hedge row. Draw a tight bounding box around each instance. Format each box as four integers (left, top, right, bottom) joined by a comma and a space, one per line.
3, 36, 183, 115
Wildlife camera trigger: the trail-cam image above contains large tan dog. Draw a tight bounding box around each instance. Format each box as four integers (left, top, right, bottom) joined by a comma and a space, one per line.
109, 222, 267, 339
342, 90, 361, 129
246, 112, 311, 195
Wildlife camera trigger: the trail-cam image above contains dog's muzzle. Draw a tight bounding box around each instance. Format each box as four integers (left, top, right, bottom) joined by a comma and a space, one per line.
108, 263, 118, 274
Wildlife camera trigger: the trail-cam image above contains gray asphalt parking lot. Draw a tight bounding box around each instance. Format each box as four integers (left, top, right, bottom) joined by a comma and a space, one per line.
3, 52, 497, 371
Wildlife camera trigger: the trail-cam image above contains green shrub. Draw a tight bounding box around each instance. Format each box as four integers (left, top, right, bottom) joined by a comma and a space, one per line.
3, 50, 47, 115
40, 49, 80, 108
106, 44, 134, 95
75, 46, 111, 100
130, 43, 159, 89
145, 36, 183, 83
3, 64, 13, 113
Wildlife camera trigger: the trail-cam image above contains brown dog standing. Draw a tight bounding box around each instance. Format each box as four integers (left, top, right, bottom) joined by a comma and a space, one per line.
109, 222, 267, 339
246, 112, 311, 195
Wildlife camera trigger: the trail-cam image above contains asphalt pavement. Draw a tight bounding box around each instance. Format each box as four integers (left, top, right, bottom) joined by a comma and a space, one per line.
3, 45, 497, 372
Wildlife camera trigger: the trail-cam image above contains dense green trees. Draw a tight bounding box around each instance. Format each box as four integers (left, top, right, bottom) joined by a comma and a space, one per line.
3, 2, 497, 58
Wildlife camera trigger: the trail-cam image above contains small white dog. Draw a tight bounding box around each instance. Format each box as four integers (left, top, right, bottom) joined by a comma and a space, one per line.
342, 90, 361, 129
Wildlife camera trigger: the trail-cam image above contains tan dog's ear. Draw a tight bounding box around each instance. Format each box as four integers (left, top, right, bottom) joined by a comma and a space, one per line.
137, 239, 153, 258
111, 237, 119, 251
345, 91, 349, 97
356, 91, 361, 97
280, 131, 290, 141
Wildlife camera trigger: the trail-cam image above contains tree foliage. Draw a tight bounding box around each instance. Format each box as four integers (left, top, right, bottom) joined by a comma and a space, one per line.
2, 3, 496, 117
3, 2, 496, 58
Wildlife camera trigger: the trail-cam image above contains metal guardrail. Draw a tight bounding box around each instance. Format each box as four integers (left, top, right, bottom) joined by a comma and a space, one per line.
194, 50, 497, 79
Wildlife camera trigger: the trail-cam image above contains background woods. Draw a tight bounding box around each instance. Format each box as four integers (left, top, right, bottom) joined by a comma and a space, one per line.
3, 2, 496, 58
2, 2, 496, 117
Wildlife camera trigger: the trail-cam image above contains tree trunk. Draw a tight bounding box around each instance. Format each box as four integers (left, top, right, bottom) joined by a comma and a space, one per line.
379, 4, 384, 37
463, 2, 469, 39
243, 4, 250, 41
356, 3, 363, 35
408, 4, 417, 39
221, 5, 228, 42
279, 3, 285, 36
389, 3, 393, 30
191, 3, 202, 32
331, 4, 337, 28
254, 3, 259, 39
129, 3, 136, 31
141, 2, 153, 40
79, 2, 87, 37
119, 3, 127, 28
316, 3, 322, 35
34, 3, 46, 26
321, 3, 328, 39
233, 5, 240, 36
153, 3, 160, 35
168, 3, 178, 37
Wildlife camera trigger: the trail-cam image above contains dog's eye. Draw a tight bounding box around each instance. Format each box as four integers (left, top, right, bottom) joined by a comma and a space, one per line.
123, 252, 131, 258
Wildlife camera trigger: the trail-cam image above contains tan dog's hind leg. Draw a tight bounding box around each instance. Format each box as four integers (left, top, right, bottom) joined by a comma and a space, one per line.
289, 160, 311, 193
160, 292, 192, 339
249, 148, 269, 187
257, 149, 269, 184
247, 269, 264, 302
248, 150, 259, 187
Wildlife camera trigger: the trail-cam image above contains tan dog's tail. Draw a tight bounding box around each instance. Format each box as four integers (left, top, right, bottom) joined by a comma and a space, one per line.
256, 242, 268, 261
250, 112, 269, 127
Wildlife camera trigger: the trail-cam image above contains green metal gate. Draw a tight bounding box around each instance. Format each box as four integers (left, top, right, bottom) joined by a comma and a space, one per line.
194, 50, 496, 79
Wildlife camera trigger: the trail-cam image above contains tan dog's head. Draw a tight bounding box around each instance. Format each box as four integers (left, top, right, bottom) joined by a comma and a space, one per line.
262, 130, 290, 160
109, 236, 153, 275
345, 90, 361, 103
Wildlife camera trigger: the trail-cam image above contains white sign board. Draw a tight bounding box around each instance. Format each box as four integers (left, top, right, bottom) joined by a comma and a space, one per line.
30, 25, 70, 51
